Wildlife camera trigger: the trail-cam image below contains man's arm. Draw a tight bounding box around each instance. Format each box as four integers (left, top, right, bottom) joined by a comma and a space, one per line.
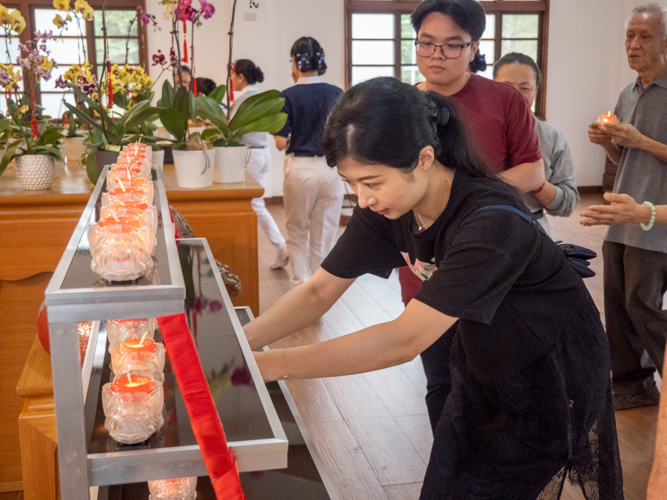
602, 122, 667, 163
499, 159, 545, 193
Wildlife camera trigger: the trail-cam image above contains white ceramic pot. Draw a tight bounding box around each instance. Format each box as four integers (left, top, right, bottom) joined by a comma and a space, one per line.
63, 136, 86, 167
54, 144, 67, 177
172, 149, 214, 189
16, 155, 55, 190
151, 149, 165, 172
213, 146, 250, 184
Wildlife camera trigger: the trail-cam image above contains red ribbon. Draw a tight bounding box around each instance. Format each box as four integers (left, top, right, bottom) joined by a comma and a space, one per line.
182, 21, 188, 63
156, 314, 246, 500
107, 61, 114, 108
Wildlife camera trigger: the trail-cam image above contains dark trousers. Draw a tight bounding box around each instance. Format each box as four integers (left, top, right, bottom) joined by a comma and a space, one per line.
603, 241, 667, 394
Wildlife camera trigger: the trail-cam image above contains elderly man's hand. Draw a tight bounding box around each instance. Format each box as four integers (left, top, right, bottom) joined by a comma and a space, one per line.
601, 122, 646, 149
588, 122, 610, 145
648, 465, 667, 500
580, 192, 651, 226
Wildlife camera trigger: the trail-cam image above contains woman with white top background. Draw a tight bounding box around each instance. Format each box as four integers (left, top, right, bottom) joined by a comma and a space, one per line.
230, 60, 290, 270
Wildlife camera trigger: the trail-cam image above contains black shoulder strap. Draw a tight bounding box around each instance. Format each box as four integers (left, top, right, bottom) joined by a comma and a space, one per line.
476, 205, 550, 239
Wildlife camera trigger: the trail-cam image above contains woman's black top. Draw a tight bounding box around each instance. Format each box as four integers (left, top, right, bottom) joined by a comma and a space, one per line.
321, 169, 590, 382
274, 81, 342, 157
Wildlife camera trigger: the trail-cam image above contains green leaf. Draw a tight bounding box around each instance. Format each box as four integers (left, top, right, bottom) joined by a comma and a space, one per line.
40, 126, 65, 146
0, 141, 19, 178
229, 91, 285, 133
196, 96, 228, 131
0, 118, 10, 133
232, 113, 288, 139
208, 85, 227, 105
172, 87, 191, 127
200, 128, 219, 142
85, 151, 99, 184
157, 79, 175, 108
159, 108, 186, 142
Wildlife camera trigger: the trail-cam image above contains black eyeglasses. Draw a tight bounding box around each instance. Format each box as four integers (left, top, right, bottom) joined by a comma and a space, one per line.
414, 40, 475, 59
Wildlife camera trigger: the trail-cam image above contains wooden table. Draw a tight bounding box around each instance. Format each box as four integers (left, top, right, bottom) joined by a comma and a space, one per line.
1, 164, 263, 495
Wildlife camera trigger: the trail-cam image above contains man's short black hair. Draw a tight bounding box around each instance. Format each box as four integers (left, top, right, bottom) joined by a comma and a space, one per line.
411, 0, 486, 41
493, 52, 543, 88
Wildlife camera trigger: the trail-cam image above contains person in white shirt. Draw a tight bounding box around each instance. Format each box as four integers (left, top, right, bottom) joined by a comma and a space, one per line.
230, 59, 289, 270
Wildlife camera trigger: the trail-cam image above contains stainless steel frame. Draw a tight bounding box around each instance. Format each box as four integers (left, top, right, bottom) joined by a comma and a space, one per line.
44, 168, 288, 499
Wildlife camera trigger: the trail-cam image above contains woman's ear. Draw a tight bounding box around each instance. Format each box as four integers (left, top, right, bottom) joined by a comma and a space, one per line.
415, 146, 435, 176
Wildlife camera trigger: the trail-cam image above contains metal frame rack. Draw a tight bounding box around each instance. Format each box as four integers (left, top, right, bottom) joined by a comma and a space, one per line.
44, 167, 288, 500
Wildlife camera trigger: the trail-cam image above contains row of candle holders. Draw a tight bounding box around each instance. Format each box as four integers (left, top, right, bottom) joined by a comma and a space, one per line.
89, 143, 157, 282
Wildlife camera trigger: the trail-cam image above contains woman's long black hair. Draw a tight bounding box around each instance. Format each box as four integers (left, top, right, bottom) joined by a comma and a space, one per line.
323, 77, 496, 180
290, 37, 327, 75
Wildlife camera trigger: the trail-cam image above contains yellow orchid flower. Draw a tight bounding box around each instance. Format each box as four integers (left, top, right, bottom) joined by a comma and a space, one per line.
0, 5, 11, 26
9, 9, 25, 34
52, 0, 70, 11
19, 105, 29, 114
39, 56, 53, 72
82, 5, 93, 21
52, 13, 65, 28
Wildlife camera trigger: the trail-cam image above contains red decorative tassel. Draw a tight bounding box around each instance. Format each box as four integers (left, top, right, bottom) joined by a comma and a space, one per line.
229, 76, 234, 103
193, 75, 197, 95
182, 21, 188, 62
156, 314, 246, 500
107, 61, 114, 108
31, 115, 38, 138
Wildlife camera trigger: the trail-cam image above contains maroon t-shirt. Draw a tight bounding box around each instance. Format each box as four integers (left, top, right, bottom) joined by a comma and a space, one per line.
400, 74, 543, 304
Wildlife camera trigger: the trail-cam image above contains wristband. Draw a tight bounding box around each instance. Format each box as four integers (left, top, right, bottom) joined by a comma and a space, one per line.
641, 201, 655, 231
533, 181, 546, 194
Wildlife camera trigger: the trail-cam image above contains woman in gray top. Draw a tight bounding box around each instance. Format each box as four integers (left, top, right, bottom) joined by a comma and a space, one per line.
494, 52, 580, 235
230, 60, 289, 270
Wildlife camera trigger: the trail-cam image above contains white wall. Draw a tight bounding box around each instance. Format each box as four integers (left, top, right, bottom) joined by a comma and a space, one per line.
144, 0, 647, 191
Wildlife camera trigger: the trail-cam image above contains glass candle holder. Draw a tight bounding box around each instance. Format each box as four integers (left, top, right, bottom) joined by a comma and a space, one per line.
110, 338, 165, 381
107, 167, 153, 188
597, 112, 619, 125
110, 159, 152, 179
106, 318, 157, 348
148, 477, 197, 500
100, 205, 157, 244
118, 152, 151, 171
102, 374, 164, 444
102, 186, 154, 207
89, 225, 154, 281
89, 216, 154, 256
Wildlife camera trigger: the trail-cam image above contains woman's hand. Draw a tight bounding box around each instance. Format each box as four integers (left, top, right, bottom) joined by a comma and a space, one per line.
580, 193, 651, 226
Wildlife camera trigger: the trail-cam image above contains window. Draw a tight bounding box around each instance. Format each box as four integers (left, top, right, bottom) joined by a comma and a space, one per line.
1, 0, 146, 117
346, 0, 549, 118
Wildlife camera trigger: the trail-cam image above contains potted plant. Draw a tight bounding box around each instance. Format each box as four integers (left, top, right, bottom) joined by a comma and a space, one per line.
64, 85, 159, 182
0, 100, 64, 190
196, 88, 287, 183
59, 110, 86, 167
158, 82, 214, 188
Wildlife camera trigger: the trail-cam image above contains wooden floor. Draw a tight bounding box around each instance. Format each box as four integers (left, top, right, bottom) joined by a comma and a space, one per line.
256, 193, 659, 500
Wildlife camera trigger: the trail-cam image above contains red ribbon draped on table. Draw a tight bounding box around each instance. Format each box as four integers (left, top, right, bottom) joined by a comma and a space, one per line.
157, 314, 246, 499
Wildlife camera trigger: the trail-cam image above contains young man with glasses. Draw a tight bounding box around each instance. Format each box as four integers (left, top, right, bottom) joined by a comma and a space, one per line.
399, 0, 546, 431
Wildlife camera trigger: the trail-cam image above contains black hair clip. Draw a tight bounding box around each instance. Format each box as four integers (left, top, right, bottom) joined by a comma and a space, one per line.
437, 107, 450, 127
315, 51, 326, 69
295, 52, 311, 71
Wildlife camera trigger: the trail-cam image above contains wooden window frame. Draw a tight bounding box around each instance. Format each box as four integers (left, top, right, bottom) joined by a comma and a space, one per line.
345, 0, 550, 120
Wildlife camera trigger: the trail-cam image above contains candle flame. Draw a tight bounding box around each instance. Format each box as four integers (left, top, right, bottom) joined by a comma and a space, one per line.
126, 165, 131, 179
111, 209, 120, 222
127, 372, 133, 384
139, 330, 148, 346
118, 178, 126, 192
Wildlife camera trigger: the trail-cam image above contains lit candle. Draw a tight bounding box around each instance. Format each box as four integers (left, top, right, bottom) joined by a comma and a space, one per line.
107, 318, 157, 348
598, 111, 619, 125
110, 373, 154, 393
120, 336, 156, 354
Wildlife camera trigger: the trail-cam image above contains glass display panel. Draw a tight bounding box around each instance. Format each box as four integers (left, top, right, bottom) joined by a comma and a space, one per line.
35, 8, 87, 35
95, 10, 139, 37
483, 14, 496, 39
401, 39, 417, 65
501, 39, 538, 61
401, 14, 415, 39
478, 40, 495, 64
40, 92, 75, 118
96, 38, 140, 65
401, 66, 425, 85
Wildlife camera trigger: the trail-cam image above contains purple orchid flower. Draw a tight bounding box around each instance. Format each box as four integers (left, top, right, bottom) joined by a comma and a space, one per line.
151, 50, 166, 66
0, 71, 10, 85
231, 366, 254, 387
209, 300, 223, 313
199, 0, 215, 19
137, 7, 151, 26
54, 75, 66, 89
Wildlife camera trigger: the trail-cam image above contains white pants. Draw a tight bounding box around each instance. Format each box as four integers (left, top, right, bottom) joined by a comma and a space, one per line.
283, 155, 344, 287
246, 147, 286, 251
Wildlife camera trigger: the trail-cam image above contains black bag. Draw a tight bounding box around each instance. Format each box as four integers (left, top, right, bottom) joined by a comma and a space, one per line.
476, 205, 597, 279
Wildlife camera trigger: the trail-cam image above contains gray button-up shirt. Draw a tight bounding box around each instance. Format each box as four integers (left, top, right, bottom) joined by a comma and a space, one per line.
605, 74, 667, 253
522, 119, 579, 217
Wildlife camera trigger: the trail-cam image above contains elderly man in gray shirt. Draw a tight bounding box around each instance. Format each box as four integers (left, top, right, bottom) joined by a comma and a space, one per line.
588, 2, 667, 411
494, 53, 579, 235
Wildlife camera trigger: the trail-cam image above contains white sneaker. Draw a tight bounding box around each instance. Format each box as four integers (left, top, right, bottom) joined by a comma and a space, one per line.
270, 247, 289, 270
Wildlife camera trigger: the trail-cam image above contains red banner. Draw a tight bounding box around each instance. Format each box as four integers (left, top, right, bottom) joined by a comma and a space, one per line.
157, 313, 245, 499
